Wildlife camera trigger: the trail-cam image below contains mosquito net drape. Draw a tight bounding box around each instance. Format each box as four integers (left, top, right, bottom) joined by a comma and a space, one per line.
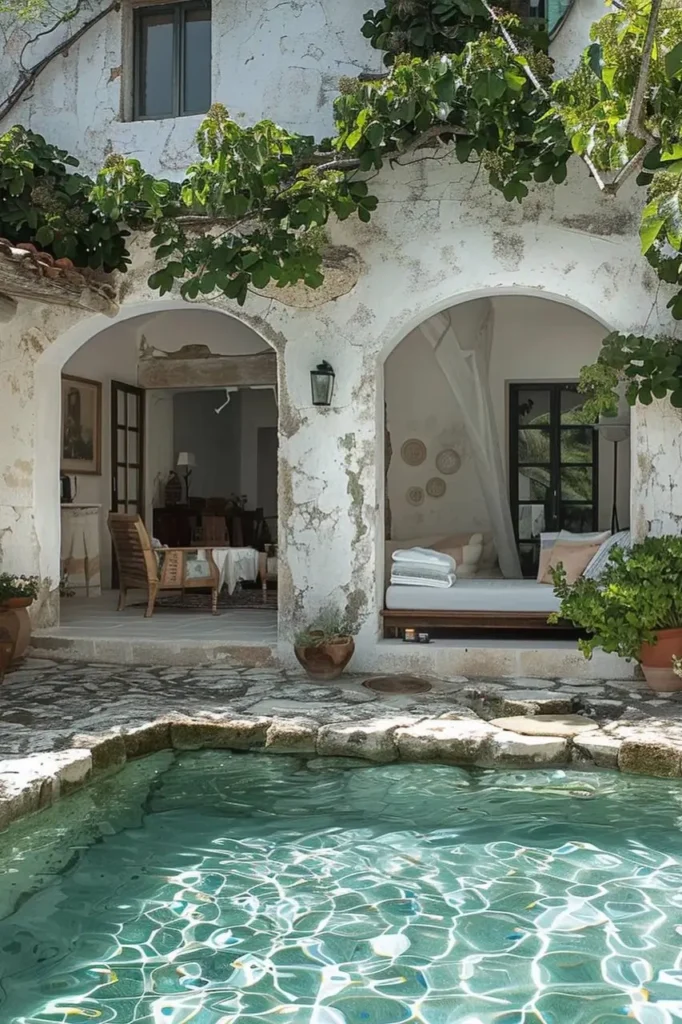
416, 301, 522, 579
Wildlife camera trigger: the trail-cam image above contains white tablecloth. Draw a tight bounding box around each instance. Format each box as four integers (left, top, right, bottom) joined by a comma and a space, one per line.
194, 547, 259, 595
61, 505, 101, 597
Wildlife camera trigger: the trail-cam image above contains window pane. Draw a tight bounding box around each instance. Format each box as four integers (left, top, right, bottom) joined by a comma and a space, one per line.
560, 503, 594, 532
517, 389, 550, 426
518, 504, 546, 540
561, 466, 593, 502
183, 7, 211, 114
127, 393, 138, 428
560, 427, 593, 463
117, 428, 127, 461
561, 387, 594, 425
519, 428, 550, 464
518, 468, 550, 502
139, 11, 174, 118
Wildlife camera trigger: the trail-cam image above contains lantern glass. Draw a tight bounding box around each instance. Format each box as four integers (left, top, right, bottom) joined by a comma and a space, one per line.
310, 362, 335, 406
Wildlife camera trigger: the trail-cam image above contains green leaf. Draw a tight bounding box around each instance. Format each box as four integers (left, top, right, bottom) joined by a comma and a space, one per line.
34, 225, 54, 246
638, 385, 653, 405
587, 42, 603, 80
669, 292, 682, 320
671, 388, 682, 408
666, 40, 682, 79
503, 69, 526, 92
552, 163, 567, 185
455, 137, 474, 163
364, 121, 385, 148
639, 200, 665, 253
345, 128, 363, 150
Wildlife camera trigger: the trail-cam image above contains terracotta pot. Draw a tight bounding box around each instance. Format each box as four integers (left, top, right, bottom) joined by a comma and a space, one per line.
0, 608, 31, 663
294, 636, 355, 681
640, 627, 682, 692
1, 597, 32, 609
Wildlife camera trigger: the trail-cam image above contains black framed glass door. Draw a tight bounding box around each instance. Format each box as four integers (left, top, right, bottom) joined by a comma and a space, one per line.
110, 381, 145, 587
509, 383, 598, 576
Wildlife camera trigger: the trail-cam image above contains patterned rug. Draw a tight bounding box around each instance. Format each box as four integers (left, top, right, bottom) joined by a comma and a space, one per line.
133, 587, 277, 612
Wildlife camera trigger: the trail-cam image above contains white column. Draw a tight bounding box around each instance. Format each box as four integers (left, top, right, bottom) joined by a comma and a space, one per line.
630, 399, 682, 541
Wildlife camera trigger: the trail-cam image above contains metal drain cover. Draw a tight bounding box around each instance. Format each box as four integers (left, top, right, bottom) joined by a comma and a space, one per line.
362, 675, 432, 694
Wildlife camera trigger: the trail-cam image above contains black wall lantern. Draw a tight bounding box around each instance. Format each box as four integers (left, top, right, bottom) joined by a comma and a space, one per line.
310, 361, 335, 407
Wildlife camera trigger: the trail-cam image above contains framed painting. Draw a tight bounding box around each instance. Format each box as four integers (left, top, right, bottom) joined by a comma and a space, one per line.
61, 374, 102, 475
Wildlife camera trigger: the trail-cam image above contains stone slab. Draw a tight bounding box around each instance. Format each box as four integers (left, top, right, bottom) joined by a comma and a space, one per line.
572, 731, 622, 769
395, 719, 497, 765
484, 731, 568, 767
170, 717, 271, 751
316, 717, 414, 762
265, 718, 319, 754
489, 714, 597, 738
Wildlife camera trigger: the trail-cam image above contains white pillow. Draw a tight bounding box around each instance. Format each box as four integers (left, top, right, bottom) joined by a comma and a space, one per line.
583, 530, 631, 580
392, 546, 456, 571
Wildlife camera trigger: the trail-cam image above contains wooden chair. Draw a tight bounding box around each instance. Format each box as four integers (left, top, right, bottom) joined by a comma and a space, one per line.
108, 513, 222, 617
201, 514, 230, 547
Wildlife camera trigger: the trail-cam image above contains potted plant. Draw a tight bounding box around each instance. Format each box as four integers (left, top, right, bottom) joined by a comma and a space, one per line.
0, 573, 41, 665
0, 574, 40, 609
294, 603, 357, 681
550, 536, 682, 692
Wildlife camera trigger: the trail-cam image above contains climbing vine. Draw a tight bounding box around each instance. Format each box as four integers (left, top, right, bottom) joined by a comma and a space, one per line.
3, 0, 682, 411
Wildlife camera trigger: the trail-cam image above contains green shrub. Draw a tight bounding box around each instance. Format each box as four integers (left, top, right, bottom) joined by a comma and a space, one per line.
550, 536, 682, 661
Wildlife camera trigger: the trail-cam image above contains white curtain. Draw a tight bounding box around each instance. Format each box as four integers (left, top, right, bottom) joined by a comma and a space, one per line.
417, 302, 522, 578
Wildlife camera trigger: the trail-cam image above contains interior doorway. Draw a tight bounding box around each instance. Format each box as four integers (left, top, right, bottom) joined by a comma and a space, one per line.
55, 307, 279, 638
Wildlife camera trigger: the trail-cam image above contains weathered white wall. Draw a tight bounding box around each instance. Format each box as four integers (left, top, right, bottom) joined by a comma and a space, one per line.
631, 400, 682, 540
1, 154, 677, 664
0, 0, 382, 179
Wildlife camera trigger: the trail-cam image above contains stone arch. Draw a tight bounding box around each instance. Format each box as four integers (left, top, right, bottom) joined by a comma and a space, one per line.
34, 297, 282, 622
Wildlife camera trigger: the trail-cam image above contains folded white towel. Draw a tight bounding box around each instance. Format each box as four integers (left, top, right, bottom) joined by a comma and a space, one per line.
390, 573, 456, 589
391, 562, 453, 582
392, 546, 456, 571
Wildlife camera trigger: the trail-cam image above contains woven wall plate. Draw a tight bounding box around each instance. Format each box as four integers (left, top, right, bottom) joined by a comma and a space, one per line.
401, 438, 427, 466
426, 476, 446, 498
406, 486, 424, 506
436, 448, 462, 475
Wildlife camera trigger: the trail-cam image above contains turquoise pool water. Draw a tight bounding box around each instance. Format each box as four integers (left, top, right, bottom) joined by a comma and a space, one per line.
2, 752, 682, 1024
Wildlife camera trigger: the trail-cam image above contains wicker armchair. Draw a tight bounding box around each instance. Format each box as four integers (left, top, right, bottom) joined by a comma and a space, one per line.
108, 513, 222, 617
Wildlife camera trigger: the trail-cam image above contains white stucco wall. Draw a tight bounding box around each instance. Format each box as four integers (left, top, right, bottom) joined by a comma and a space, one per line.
0, 153, 676, 667
0, 0, 382, 178
1, 0, 681, 679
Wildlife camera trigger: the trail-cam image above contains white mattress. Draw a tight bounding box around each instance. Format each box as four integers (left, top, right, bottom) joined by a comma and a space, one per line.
385, 579, 561, 613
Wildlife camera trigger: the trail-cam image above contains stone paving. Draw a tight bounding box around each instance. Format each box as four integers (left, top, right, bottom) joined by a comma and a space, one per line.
3, 659, 682, 830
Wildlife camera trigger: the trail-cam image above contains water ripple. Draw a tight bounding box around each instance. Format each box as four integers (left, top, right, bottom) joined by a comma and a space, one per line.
1, 755, 682, 1023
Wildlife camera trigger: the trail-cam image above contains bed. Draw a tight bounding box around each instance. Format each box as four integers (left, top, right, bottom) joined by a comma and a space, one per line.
382, 579, 565, 635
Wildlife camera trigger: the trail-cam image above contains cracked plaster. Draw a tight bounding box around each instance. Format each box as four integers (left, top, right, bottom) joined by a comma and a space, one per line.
1, 0, 682, 668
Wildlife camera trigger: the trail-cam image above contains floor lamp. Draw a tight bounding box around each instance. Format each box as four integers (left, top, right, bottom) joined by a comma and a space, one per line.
595, 423, 630, 533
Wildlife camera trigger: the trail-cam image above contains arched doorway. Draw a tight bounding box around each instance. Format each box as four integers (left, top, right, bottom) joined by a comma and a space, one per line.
36, 303, 279, 639
381, 293, 630, 632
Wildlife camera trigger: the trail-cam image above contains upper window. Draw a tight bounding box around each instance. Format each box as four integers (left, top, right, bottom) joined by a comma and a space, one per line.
133, 1, 211, 120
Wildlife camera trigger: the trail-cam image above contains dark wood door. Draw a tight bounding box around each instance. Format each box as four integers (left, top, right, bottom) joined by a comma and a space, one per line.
111, 381, 145, 585
509, 382, 598, 577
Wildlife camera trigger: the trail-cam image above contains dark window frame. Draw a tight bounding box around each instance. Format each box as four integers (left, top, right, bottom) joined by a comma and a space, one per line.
509, 382, 599, 577
133, 0, 211, 121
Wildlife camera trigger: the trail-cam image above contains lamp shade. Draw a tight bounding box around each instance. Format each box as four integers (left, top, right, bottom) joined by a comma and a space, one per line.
177, 452, 195, 468
310, 361, 335, 406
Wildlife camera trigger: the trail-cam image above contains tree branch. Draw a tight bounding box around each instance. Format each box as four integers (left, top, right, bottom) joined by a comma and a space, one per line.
624, 0, 663, 140
479, 0, 548, 97
0, 0, 119, 124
